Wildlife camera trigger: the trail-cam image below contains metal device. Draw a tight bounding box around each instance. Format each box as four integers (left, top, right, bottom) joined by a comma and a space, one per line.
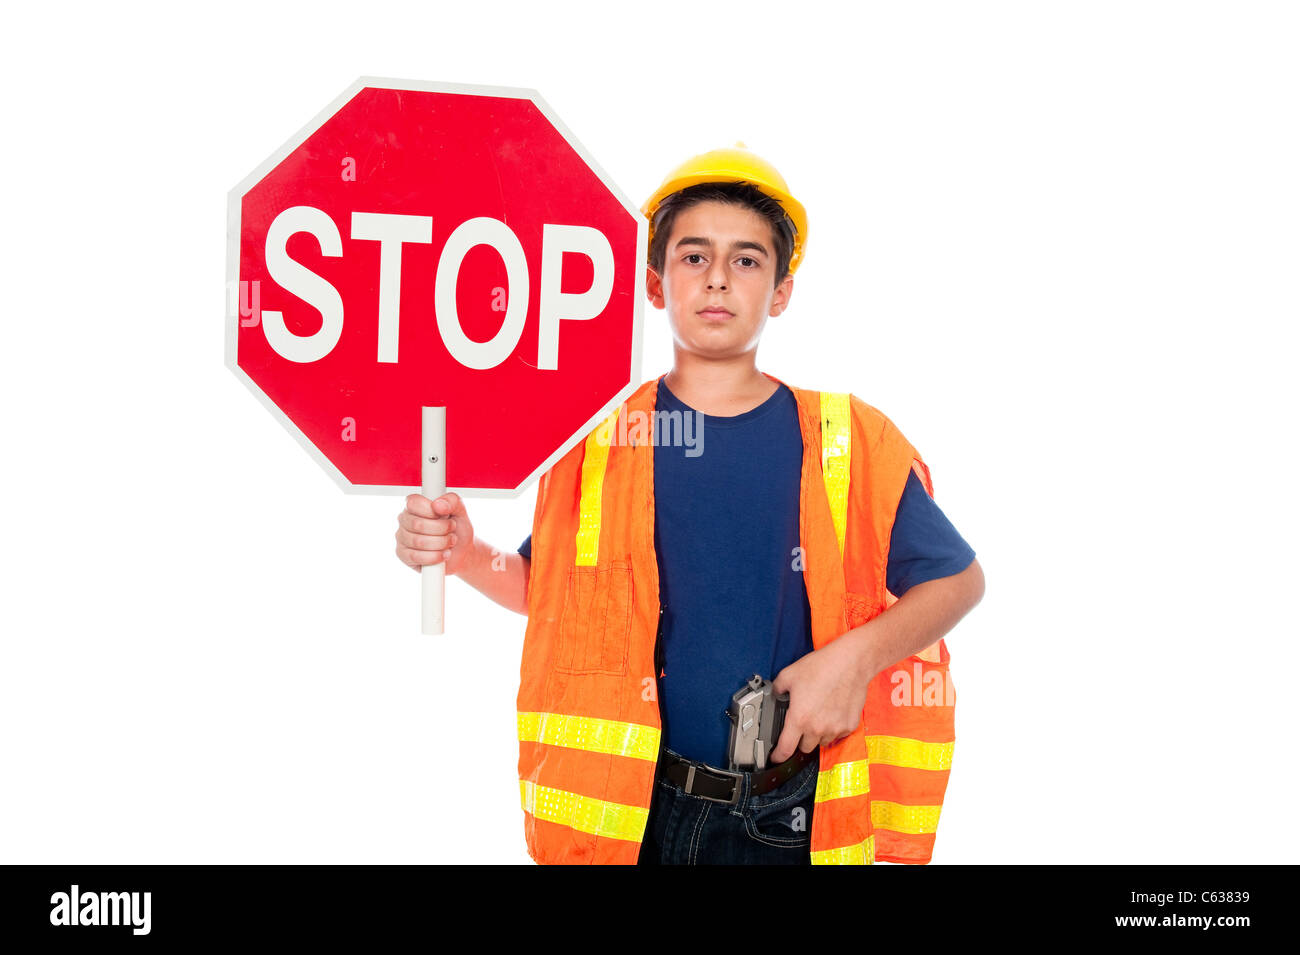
725, 673, 789, 772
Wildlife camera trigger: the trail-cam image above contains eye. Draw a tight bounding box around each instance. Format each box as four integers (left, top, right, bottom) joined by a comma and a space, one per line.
685, 253, 705, 265
737, 256, 758, 268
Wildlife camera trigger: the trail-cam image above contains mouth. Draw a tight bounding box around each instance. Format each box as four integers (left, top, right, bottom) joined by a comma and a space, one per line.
698, 308, 734, 320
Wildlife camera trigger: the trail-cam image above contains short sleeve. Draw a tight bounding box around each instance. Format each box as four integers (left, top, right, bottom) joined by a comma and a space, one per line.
518, 534, 532, 561
886, 470, 976, 598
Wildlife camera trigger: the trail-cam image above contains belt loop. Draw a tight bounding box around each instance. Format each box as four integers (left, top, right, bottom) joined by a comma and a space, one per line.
684, 764, 696, 792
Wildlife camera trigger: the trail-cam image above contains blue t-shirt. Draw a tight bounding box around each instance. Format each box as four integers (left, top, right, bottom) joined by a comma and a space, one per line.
517, 379, 975, 767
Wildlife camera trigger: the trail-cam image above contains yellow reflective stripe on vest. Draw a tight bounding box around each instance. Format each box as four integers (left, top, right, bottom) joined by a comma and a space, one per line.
871, 799, 943, 835
517, 711, 660, 761
819, 392, 851, 558
811, 834, 875, 865
868, 734, 954, 772
815, 758, 870, 802
519, 779, 648, 843
816, 738, 952, 802
575, 408, 622, 566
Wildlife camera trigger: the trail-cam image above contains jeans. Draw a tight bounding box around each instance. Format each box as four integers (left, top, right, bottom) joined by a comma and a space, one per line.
636, 748, 818, 865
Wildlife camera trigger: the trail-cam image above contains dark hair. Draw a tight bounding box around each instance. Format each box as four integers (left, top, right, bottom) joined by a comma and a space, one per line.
648, 181, 796, 289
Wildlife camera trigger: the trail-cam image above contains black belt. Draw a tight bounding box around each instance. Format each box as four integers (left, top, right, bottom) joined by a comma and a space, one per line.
658, 747, 815, 806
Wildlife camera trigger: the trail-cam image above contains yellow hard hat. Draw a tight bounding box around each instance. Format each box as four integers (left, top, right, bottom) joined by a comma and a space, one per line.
641, 142, 808, 275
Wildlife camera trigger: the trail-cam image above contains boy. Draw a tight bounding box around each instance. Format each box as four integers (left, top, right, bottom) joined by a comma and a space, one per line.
395, 145, 984, 865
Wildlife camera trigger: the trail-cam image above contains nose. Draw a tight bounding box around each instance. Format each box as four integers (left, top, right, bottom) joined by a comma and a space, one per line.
706, 261, 728, 290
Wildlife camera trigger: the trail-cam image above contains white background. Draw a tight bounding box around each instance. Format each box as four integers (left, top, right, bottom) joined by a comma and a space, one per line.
2, 0, 1296, 864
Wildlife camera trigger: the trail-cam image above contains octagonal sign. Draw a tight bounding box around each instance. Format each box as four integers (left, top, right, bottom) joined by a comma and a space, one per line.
226, 77, 646, 496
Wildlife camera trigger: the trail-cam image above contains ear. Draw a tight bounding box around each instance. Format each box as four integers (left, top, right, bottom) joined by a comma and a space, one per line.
769, 273, 794, 317
646, 265, 665, 309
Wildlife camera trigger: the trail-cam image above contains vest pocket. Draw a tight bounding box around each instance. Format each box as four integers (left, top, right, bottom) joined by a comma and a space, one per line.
555, 561, 633, 675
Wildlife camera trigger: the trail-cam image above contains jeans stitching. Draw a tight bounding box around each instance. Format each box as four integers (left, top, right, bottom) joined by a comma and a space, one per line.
687, 802, 711, 864
743, 812, 811, 848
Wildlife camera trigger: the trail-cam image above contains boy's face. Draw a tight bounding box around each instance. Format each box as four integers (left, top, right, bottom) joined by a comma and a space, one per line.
646, 199, 794, 362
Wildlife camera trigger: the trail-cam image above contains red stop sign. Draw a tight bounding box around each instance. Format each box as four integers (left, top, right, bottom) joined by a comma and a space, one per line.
226, 77, 645, 495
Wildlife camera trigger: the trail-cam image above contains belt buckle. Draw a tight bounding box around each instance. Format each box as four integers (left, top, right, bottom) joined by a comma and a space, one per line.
684, 763, 743, 806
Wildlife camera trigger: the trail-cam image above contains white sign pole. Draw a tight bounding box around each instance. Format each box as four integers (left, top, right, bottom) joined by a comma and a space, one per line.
421, 406, 446, 635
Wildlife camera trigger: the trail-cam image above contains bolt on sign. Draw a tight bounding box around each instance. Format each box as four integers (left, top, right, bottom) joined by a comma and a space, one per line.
226, 77, 646, 633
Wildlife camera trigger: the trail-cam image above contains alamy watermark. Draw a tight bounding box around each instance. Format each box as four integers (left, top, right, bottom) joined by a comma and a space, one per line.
593, 408, 704, 458
891, 661, 956, 707
49, 884, 151, 936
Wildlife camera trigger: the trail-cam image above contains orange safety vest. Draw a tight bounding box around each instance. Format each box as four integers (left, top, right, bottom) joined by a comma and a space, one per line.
516, 372, 957, 864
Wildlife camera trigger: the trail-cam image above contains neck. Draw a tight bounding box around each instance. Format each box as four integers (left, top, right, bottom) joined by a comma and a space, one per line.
662, 352, 778, 417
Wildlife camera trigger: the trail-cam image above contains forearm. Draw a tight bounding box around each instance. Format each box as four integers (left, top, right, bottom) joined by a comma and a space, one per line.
770, 559, 983, 762
841, 558, 985, 683
455, 538, 531, 616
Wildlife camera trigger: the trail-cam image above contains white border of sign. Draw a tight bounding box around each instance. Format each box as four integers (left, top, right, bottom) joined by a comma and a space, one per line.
226, 75, 647, 498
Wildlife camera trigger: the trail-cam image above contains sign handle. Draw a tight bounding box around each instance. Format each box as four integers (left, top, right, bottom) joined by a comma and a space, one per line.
421, 406, 446, 635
